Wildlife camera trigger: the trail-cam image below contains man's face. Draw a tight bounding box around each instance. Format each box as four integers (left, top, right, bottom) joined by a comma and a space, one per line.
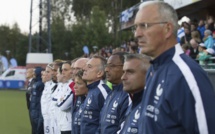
82, 58, 102, 84
26, 68, 34, 79
105, 55, 123, 84
74, 77, 88, 96
134, 5, 166, 58
190, 40, 198, 48
121, 59, 146, 94
45, 66, 53, 81
62, 63, 72, 81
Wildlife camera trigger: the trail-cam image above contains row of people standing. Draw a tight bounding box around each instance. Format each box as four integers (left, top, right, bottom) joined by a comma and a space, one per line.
71, 53, 150, 134
25, 1, 215, 134
25, 52, 151, 134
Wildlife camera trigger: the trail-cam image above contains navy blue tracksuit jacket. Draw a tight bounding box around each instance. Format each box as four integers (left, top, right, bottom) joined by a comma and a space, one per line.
72, 96, 86, 134
119, 90, 143, 134
139, 44, 215, 134
99, 83, 130, 134
80, 80, 111, 134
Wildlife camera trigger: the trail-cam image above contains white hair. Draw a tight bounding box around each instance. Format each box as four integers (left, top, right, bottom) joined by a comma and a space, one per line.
205, 30, 212, 35
139, 1, 179, 37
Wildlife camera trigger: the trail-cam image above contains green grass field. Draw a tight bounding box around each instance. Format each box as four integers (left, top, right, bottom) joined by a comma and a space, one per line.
0, 89, 31, 134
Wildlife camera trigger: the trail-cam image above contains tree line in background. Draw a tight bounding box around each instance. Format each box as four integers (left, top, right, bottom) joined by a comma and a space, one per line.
0, 0, 139, 66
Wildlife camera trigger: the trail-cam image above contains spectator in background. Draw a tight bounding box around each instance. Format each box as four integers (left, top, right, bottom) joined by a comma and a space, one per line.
205, 48, 215, 68
207, 16, 214, 32
205, 23, 209, 30
99, 52, 130, 134
25, 68, 36, 134
190, 22, 197, 32
134, 1, 215, 133
29, 67, 44, 134
81, 55, 111, 134
177, 23, 185, 43
204, 29, 214, 49
181, 43, 191, 56
128, 39, 139, 54
189, 39, 199, 60
120, 54, 150, 134
197, 19, 206, 39
72, 70, 88, 134
180, 26, 192, 45
206, 48, 215, 56
197, 44, 214, 68
196, 43, 208, 66
191, 30, 201, 43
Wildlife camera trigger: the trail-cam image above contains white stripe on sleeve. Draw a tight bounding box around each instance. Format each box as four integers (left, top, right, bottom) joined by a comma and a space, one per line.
173, 43, 208, 134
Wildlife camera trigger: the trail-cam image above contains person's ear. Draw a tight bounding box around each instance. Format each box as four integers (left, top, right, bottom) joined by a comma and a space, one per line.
97, 70, 104, 78
164, 22, 174, 39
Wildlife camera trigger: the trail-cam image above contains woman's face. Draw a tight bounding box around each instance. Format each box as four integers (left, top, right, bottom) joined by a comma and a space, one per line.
74, 77, 88, 96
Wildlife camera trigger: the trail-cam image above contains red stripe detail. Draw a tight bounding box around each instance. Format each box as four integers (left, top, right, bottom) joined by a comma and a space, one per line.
69, 82, 76, 104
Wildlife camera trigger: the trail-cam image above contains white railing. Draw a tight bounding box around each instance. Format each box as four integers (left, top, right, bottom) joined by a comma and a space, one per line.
201, 56, 215, 70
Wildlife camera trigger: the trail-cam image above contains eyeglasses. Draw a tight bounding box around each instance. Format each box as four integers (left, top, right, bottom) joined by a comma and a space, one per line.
105, 64, 123, 69
132, 22, 167, 33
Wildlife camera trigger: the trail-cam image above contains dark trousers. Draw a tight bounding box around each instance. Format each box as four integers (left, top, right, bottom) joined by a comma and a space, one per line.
61, 131, 71, 134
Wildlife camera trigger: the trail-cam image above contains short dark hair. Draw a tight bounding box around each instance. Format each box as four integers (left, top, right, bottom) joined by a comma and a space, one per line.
112, 52, 128, 64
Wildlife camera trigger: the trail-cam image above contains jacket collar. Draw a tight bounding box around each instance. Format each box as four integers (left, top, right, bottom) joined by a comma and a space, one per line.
87, 80, 103, 90
112, 83, 123, 91
150, 44, 176, 70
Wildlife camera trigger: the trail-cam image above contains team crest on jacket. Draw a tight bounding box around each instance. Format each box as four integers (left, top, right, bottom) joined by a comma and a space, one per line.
112, 100, 118, 110
87, 98, 92, 106
154, 80, 164, 101
79, 108, 82, 114
133, 109, 140, 123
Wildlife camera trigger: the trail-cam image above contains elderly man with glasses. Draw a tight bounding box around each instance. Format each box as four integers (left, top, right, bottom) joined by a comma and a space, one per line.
134, 1, 215, 134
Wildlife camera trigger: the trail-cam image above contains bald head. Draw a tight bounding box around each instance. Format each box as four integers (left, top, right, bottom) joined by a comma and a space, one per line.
190, 39, 198, 49
73, 58, 89, 75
